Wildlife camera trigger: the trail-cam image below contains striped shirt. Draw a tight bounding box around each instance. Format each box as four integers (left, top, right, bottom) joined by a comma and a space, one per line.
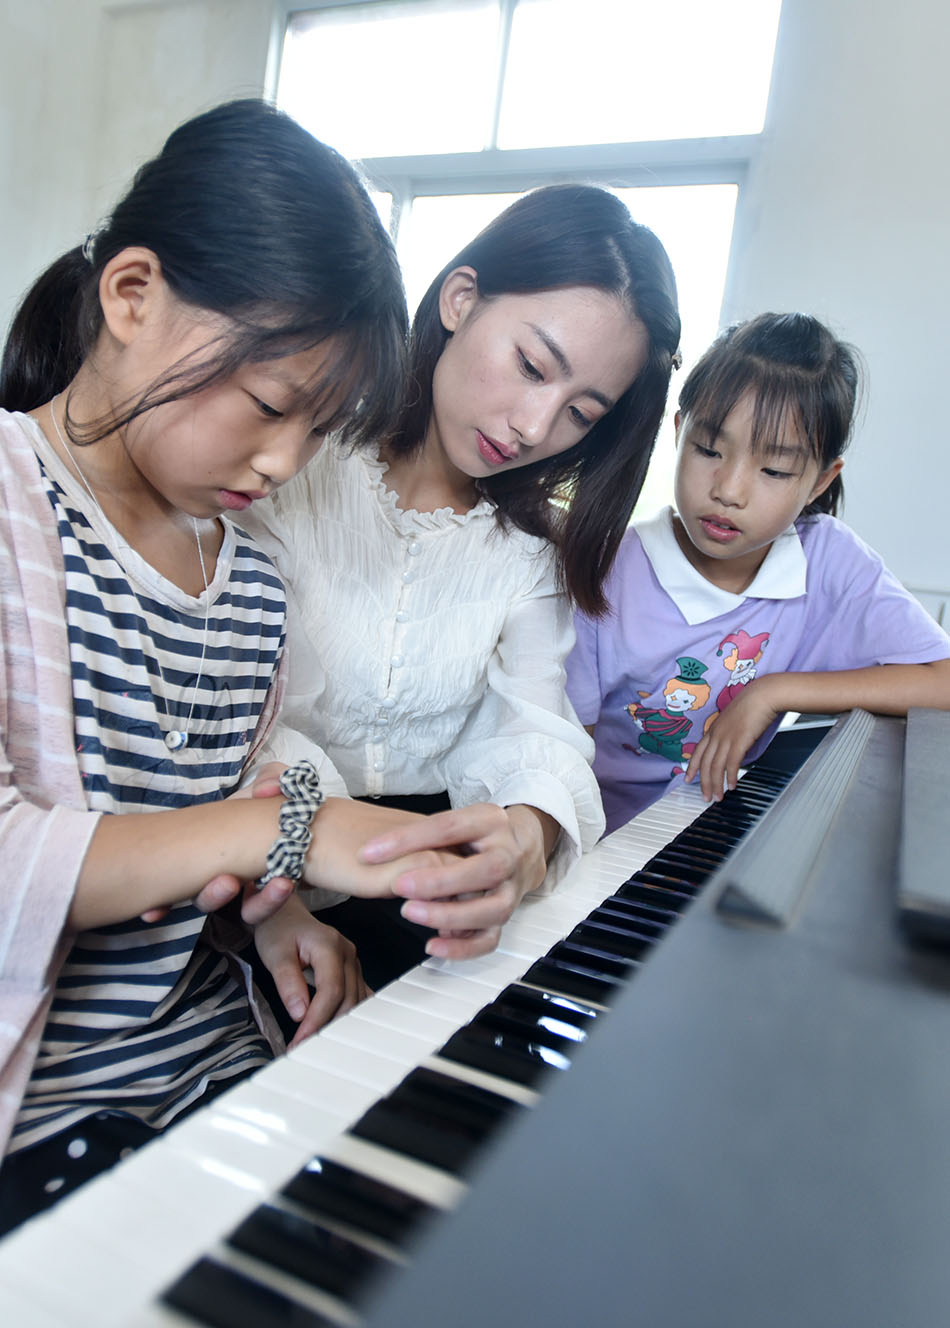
11, 442, 286, 1150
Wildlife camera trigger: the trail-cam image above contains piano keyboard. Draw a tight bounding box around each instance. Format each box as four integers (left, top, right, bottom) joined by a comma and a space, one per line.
0, 769, 791, 1328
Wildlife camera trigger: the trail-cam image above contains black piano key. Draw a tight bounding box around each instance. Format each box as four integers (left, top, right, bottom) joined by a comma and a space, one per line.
616, 878, 693, 907
438, 985, 595, 1085
227, 1203, 388, 1303
351, 1067, 522, 1175
640, 856, 713, 883
567, 920, 655, 963
522, 951, 627, 1005
163, 1256, 334, 1328
597, 894, 683, 925
493, 984, 601, 1030
439, 1020, 571, 1087
585, 904, 668, 941
551, 936, 640, 977
281, 1157, 435, 1248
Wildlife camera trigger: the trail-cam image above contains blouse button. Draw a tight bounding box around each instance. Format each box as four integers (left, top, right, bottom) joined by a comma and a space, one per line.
395, 610, 409, 623
391, 655, 403, 668
373, 760, 385, 772
381, 696, 396, 709
407, 541, 421, 556
402, 570, 415, 584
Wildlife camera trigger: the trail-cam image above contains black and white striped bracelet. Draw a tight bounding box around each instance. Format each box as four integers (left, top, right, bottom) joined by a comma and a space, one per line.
256, 759, 324, 889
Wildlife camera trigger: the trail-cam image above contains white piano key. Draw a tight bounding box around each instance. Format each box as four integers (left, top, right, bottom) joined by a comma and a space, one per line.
348, 992, 459, 1042
0, 1280, 66, 1328
158, 1101, 317, 1194
288, 1030, 410, 1095
0, 1217, 150, 1325
420, 949, 528, 991
494, 917, 567, 958
320, 1011, 439, 1064
210, 1073, 372, 1144
373, 976, 481, 1026
321, 1131, 467, 1211
124, 1305, 195, 1328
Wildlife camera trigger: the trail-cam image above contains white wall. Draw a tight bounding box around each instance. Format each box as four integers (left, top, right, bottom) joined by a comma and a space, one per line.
723, 0, 950, 601
1, 0, 948, 601
0, 0, 276, 328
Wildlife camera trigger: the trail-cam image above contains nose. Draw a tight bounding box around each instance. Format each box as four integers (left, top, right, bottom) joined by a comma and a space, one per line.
711, 457, 749, 508
509, 390, 560, 448
252, 424, 316, 489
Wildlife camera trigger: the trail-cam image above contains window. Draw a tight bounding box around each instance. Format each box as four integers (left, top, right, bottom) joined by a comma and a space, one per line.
276, 0, 782, 515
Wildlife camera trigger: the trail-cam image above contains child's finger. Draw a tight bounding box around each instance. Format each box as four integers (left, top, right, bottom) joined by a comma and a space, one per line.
239, 875, 295, 926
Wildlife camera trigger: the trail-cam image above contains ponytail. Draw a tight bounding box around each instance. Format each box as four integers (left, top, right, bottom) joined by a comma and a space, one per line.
1, 247, 98, 412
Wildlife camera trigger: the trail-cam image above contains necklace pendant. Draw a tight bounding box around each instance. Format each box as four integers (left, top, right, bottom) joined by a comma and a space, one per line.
165, 730, 189, 752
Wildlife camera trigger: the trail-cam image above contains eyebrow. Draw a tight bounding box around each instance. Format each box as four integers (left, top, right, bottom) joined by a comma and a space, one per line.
693, 415, 808, 462
527, 323, 615, 410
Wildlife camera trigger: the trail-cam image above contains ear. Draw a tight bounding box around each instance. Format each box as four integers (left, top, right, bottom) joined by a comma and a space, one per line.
438, 266, 479, 334
97, 247, 167, 348
673, 408, 683, 441
809, 456, 844, 503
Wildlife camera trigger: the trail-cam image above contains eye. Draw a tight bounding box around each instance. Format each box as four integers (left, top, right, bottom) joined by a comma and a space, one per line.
692, 441, 719, 459
762, 466, 795, 480
254, 397, 283, 419
518, 349, 543, 381
569, 405, 592, 430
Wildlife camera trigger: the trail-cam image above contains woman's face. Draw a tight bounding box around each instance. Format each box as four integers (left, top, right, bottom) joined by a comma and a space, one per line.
427, 271, 649, 482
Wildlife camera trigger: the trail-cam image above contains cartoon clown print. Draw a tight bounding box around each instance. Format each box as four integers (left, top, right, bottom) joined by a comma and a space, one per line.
626, 656, 711, 774
712, 629, 770, 714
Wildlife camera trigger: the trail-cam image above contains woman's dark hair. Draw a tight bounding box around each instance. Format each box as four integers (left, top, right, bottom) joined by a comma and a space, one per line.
0, 99, 407, 446
678, 312, 861, 518
388, 184, 680, 616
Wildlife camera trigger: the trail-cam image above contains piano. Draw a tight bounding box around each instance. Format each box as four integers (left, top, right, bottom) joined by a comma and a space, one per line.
1, 710, 947, 1327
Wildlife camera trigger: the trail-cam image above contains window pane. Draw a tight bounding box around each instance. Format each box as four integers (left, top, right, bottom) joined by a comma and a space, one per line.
499, 0, 782, 149
400, 192, 522, 314
279, 2, 502, 159
616, 184, 739, 518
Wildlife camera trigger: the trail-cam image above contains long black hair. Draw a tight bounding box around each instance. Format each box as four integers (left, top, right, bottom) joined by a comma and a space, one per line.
388, 184, 680, 616
0, 99, 407, 447
678, 312, 861, 517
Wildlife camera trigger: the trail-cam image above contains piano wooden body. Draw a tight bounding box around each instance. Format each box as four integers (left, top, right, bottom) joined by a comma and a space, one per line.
1, 710, 948, 1327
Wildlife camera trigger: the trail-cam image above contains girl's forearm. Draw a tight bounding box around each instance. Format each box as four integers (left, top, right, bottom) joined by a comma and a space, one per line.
71, 795, 283, 931
760, 658, 950, 719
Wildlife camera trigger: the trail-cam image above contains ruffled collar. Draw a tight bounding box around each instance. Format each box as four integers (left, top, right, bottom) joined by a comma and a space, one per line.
359, 446, 496, 533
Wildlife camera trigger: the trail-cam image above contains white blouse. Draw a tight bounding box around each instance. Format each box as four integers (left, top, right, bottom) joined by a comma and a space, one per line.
243, 442, 605, 883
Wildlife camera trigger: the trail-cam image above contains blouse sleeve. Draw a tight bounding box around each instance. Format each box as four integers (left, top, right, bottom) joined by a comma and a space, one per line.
438, 553, 605, 892
0, 462, 102, 1155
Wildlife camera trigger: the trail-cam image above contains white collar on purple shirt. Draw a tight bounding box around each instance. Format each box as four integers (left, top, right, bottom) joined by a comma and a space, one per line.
636, 506, 808, 626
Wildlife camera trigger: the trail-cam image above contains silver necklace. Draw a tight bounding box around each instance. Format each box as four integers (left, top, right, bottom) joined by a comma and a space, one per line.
48, 395, 211, 753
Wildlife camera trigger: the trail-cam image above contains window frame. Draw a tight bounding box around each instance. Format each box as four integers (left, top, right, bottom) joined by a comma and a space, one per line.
270, 0, 760, 251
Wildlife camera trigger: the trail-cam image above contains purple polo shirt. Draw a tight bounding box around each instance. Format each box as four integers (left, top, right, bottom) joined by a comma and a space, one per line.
567, 507, 950, 834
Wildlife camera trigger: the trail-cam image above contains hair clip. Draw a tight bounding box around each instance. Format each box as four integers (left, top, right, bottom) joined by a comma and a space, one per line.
671, 348, 684, 371
81, 219, 110, 266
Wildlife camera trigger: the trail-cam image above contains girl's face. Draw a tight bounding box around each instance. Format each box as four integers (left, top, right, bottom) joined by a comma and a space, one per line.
672, 390, 842, 593
123, 345, 337, 520
427, 272, 649, 486
102, 279, 340, 520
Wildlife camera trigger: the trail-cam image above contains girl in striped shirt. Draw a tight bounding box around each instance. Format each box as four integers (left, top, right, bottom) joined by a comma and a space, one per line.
0, 99, 428, 1230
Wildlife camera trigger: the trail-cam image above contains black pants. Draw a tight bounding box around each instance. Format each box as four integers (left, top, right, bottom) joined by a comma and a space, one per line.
324, 791, 452, 992
0, 1071, 257, 1238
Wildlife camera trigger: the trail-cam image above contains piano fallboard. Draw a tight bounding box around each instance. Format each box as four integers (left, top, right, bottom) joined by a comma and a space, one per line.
366, 713, 950, 1328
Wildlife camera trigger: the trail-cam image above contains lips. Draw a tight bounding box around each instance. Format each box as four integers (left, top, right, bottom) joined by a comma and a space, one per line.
699, 515, 741, 543
218, 489, 260, 512
476, 431, 518, 466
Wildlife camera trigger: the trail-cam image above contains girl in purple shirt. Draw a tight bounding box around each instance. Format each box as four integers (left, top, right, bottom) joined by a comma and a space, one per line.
567, 313, 950, 833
